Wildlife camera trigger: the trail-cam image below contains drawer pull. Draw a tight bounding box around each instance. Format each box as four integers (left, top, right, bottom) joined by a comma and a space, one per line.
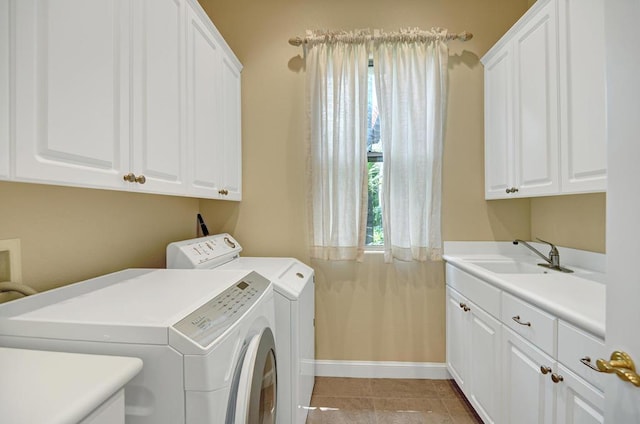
512, 315, 531, 327
540, 365, 552, 375
551, 373, 564, 383
459, 302, 470, 312
580, 356, 600, 371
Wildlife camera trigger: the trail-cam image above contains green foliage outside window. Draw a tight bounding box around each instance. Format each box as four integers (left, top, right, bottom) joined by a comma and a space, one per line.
366, 161, 383, 245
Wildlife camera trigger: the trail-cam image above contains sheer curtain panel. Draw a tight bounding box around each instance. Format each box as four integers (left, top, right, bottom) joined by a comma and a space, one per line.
373, 29, 449, 262
305, 31, 370, 261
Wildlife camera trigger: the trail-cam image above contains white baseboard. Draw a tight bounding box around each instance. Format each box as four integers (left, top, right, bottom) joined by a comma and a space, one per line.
314, 360, 451, 379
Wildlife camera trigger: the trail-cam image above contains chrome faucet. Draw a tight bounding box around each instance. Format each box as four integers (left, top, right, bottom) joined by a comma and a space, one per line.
513, 238, 573, 273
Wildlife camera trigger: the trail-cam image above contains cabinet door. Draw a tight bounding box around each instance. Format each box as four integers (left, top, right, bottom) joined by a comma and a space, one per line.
513, 0, 560, 197
185, 4, 223, 199
468, 302, 502, 424
219, 54, 242, 200
0, 0, 9, 179
130, 0, 186, 195
503, 327, 554, 424
13, 0, 131, 189
484, 47, 514, 199
185, 2, 242, 200
446, 287, 469, 391
555, 364, 604, 424
558, 0, 607, 193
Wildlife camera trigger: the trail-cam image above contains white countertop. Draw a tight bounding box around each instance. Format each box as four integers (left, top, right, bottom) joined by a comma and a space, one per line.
0, 348, 143, 424
443, 241, 606, 338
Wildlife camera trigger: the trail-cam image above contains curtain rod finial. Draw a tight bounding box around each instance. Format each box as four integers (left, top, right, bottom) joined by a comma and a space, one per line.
458, 31, 473, 41
289, 37, 303, 46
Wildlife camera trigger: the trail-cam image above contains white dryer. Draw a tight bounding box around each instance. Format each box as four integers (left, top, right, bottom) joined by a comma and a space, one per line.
0, 268, 278, 424
167, 234, 315, 424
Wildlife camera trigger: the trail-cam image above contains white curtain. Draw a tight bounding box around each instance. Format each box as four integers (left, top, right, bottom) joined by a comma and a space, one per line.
373, 29, 449, 262
305, 31, 370, 261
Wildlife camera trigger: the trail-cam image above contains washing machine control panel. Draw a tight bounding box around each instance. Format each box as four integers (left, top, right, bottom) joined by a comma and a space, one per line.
166, 234, 243, 269
172, 271, 270, 347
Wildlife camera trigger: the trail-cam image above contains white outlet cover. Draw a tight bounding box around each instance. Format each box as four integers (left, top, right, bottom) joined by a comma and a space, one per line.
0, 239, 22, 283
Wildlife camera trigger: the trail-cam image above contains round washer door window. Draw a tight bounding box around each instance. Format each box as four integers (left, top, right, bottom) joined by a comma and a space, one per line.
233, 327, 277, 424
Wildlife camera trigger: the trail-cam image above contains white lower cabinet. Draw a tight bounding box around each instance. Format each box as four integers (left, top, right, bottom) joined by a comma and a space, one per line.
555, 364, 604, 424
502, 327, 555, 424
446, 287, 468, 390
446, 265, 605, 424
446, 287, 501, 424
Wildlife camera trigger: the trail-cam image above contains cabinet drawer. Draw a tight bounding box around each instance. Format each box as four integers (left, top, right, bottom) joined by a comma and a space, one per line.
558, 321, 607, 391
501, 292, 556, 356
445, 264, 501, 318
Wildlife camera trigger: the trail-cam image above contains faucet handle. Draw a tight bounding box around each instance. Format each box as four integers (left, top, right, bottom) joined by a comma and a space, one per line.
535, 238, 558, 254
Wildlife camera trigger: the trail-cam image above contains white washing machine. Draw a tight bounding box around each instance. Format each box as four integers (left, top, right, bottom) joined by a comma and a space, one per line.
0, 268, 278, 424
167, 234, 315, 424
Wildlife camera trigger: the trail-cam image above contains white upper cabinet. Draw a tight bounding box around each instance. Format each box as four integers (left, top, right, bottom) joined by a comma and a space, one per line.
8, 0, 241, 199
13, 0, 131, 189
558, 0, 607, 193
483, 49, 514, 198
513, 1, 559, 197
0, 0, 9, 179
185, 0, 242, 200
130, 0, 187, 196
482, 0, 606, 199
219, 55, 242, 200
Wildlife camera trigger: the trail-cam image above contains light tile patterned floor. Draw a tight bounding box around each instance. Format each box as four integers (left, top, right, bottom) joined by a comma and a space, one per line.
305, 377, 484, 424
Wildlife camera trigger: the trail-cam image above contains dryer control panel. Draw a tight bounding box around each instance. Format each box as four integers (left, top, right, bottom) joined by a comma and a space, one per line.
166, 234, 243, 269
172, 271, 269, 347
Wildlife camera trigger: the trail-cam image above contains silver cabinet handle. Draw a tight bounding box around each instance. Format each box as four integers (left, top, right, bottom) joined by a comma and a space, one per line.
580, 356, 600, 371
512, 315, 531, 327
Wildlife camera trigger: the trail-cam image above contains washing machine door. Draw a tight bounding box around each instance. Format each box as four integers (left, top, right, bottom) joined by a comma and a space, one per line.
231, 327, 277, 424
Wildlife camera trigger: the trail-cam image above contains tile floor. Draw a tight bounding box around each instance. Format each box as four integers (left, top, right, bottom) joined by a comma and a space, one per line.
305, 377, 484, 424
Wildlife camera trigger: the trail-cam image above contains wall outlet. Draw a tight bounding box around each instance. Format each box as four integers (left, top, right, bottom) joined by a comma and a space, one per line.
0, 239, 22, 283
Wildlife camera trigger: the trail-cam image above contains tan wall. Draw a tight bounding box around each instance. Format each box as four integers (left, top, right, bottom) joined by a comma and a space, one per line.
0, 181, 199, 302
531, 193, 606, 253
198, 0, 532, 362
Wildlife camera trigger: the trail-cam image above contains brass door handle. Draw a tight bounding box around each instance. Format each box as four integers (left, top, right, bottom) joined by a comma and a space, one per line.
540, 365, 552, 375
218, 189, 229, 195
595, 351, 640, 387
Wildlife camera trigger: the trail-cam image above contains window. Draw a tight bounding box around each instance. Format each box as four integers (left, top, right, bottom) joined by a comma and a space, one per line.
305, 30, 448, 262
366, 63, 383, 246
